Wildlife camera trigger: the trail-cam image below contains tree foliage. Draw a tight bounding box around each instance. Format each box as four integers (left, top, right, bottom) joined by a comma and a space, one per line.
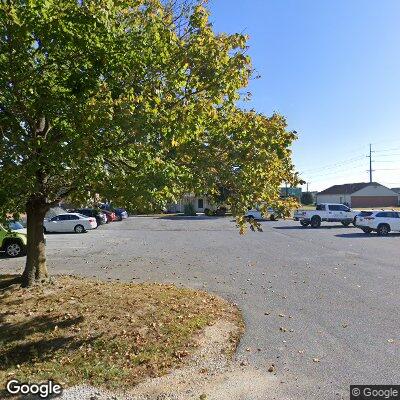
0, 0, 299, 285
301, 192, 314, 205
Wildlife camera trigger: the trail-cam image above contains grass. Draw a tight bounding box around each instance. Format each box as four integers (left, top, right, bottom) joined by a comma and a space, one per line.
0, 275, 243, 392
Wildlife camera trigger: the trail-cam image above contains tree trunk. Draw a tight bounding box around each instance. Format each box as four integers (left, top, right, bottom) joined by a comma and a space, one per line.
21, 198, 49, 287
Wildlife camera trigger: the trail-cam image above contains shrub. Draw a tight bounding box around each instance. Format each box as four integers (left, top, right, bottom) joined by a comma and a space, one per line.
216, 206, 227, 216
204, 208, 215, 216
184, 203, 197, 216
301, 192, 314, 205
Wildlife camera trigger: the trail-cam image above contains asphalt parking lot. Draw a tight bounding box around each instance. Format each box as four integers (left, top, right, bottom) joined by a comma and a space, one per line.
2, 216, 400, 400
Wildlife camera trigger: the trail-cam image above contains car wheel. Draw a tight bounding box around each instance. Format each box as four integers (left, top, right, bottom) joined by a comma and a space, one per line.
43, 226, 47, 233
5, 240, 25, 257
377, 224, 390, 236
310, 216, 321, 228
361, 227, 372, 234
300, 220, 309, 227
353, 217, 357, 226
341, 221, 350, 227
74, 224, 85, 233
269, 214, 277, 221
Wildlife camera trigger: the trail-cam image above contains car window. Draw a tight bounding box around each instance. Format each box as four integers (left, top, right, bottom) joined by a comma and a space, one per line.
316, 204, 325, 211
70, 215, 80, 220
50, 216, 59, 221
58, 215, 70, 221
339, 205, 350, 212
77, 213, 89, 219
8, 221, 24, 230
359, 211, 373, 216
375, 212, 389, 218
328, 205, 339, 211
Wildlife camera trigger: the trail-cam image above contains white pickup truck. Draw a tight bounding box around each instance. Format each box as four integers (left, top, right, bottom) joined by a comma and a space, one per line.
294, 203, 359, 228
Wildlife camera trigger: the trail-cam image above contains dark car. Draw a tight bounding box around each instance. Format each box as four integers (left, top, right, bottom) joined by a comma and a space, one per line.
113, 208, 128, 221
70, 208, 105, 226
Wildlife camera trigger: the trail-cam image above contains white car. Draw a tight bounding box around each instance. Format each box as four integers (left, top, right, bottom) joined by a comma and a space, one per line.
245, 207, 278, 221
43, 213, 97, 233
355, 210, 400, 235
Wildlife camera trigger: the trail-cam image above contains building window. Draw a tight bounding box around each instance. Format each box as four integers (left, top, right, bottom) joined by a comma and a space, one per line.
198, 198, 204, 209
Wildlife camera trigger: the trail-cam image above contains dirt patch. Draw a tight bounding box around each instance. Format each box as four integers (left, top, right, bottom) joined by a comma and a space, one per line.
0, 275, 243, 396
60, 320, 277, 400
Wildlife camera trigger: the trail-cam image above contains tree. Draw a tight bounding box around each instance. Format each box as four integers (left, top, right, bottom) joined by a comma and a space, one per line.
301, 192, 314, 205
0, 0, 299, 287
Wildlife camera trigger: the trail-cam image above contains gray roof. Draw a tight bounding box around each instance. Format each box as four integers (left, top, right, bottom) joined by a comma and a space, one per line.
318, 182, 382, 195
391, 187, 400, 194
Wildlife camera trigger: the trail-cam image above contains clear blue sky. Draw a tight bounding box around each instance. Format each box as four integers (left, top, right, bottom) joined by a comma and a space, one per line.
208, 0, 400, 191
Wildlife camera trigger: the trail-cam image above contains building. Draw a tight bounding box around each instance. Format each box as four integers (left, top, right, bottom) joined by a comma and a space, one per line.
391, 188, 400, 205
391, 188, 400, 193
166, 194, 213, 213
316, 182, 399, 207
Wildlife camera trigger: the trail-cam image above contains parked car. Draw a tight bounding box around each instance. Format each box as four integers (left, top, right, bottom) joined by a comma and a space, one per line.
113, 208, 128, 221
101, 209, 118, 222
354, 210, 374, 224
294, 203, 359, 228
99, 211, 108, 224
245, 207, 278, 221
204, 206, 228, 216
355, 210, 400, 235
0, 221, 27, 257
43, 213, 97, 233
70, 208, 106, 226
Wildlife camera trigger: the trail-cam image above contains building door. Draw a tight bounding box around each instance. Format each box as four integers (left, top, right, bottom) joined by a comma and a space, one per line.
197, 198, 204, 210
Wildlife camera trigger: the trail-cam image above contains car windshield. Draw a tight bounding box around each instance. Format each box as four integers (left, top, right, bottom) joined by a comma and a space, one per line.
8, 221, 24, 230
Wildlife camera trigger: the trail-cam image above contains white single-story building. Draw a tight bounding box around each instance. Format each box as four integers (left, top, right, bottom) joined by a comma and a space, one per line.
166, 194, 213, 213
316, 182, 399, 207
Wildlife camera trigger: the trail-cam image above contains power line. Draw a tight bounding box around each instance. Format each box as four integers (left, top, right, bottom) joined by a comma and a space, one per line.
374, 146, 400, 153
305, 161, 366, 179
299, 155, 365, 174
374, 153, 400, 157
297, 142, 400, 188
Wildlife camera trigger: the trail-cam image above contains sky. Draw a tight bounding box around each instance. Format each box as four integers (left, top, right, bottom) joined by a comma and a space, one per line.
208, 0, 400, 191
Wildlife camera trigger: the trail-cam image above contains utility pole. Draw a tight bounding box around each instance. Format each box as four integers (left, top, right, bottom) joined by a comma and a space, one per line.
367, 144, 374, 183
306, 182, 309, 193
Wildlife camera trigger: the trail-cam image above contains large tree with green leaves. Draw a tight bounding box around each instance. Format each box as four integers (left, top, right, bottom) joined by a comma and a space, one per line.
0, 0, 299, 287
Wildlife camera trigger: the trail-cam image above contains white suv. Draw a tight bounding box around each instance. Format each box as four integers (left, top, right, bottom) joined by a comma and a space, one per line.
355, 210, 400, 235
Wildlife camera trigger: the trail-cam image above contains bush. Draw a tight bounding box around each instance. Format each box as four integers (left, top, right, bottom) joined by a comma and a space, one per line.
204, 208, 215, 216
301, 192, 314, 205
216, 206, 227, 216
184, 203, 197, 216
